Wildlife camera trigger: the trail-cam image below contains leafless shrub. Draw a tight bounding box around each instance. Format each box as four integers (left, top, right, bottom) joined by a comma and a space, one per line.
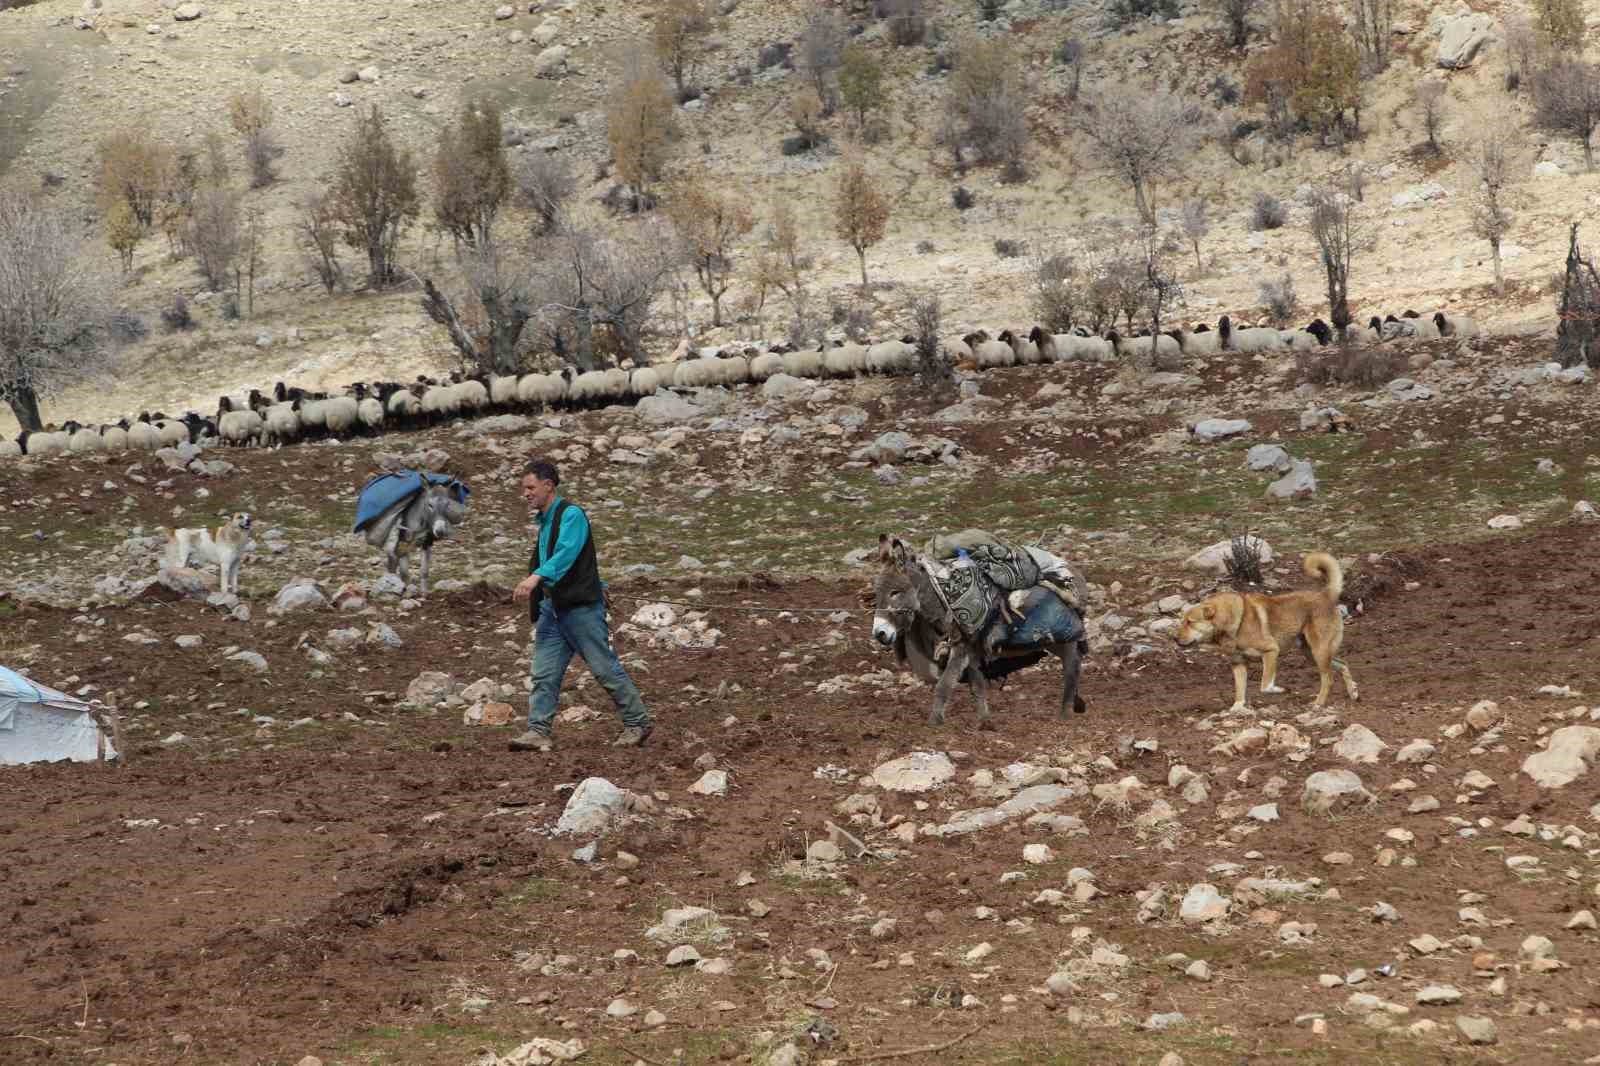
1413, 79, 1447, 153
653, 0, 713, 101
228, 88, 279, 188
1214, 0, 1262, 49
187, 180, 241, 291
1056, 38, 1086, 100
517, 153, 577, 236
1531, 57, 1600, 169
1106, 0, 1178, 29
878, 0, 928, 47
797, 10, 846, 112
1347, 0, 1394, 72
1307, 186, 1374, 334
1251, 191, 1287, 230
0, 193, 116, 430
1181, 198, 1209, 272
831, 293, 875, 341
1503, 14, 1539, 91
1075, 88, 1202, 224
1027, 240, 1082, 333
607, 47, 677, 209
993, 237, 1025, 258
1258, 271, 1298, 326
1224, 532, 1265, 589
1468, 125, 1521, 293
943, 36, 1030, 171
161, 293, 194, 333
952, 186, 975, 211
295, 193, 343, 295
1294, 344, 1402, 387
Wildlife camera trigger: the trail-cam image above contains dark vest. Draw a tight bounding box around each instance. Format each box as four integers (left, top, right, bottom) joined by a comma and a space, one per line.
529, 498, 602, 618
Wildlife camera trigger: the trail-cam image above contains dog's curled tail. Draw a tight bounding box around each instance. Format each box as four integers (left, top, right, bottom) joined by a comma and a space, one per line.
1303, 551, 1342, 602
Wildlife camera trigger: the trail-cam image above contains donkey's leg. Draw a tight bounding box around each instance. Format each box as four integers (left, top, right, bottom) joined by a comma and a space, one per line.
418, 545, 431, 596
930, 646, 969, 726
968, 648, 993, 730
1054, 641, 1085, 719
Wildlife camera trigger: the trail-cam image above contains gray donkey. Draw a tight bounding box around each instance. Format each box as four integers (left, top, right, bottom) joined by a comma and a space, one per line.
871, 534, 1085, 727
362, 482, 467, 595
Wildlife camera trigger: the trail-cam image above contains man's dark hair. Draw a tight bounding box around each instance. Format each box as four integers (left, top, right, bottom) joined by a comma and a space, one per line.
525, 458, 560, 485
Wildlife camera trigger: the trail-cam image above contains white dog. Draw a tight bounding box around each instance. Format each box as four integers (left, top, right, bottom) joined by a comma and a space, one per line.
160, 512, 253, 594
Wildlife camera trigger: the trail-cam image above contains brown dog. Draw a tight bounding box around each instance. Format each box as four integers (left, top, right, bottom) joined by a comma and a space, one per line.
1175, 552, 1358, 712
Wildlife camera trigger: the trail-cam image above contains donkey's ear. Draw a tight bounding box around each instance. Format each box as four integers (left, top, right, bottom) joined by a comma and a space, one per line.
877, 533, 891, 562
890, 537, 909, 565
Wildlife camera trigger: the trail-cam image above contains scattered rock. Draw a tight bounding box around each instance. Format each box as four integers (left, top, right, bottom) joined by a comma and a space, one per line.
1334, 724, 1388, 764
1186, 536, 1274, 574
1521, 726, 1600, 788
1455, 1016, 1497, 1045
1192, 418, 1251, 443
1180, 883, 1230, 924
1303, 770, 1375, 815
554, 778, 633, 836
873, 751, 955, 792
688, 769, 728, 796
1417, 985, 1463, 1005
1266, 460, 1317, 500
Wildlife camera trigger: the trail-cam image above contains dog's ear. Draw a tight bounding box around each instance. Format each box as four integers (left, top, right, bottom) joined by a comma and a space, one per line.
876, 533, 890, 562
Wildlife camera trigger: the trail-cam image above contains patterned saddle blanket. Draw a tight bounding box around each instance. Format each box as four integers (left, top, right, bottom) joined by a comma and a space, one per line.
917, 541, 1078, 645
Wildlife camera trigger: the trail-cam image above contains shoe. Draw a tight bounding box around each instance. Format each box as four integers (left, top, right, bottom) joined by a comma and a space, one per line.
508, 730, 554, 752
611, 725, 652, 748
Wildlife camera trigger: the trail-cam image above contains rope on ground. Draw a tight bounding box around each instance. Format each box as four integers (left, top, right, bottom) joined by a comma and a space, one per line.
835, 1020, 991, 1063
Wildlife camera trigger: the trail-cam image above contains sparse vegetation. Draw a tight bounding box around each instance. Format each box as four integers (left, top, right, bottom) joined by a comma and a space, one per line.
1469, 126, 1520, 294
952, 186, 975, 211
1555, 222, 1600, 369
1413, 79, 1447, 154
1027, 240, 1082, 333
329, 105, 419, 288
294, 193, 343, 295
97, 129, 172, 230
788, 89, 826, 153
1077, 88, 1202, 225
1503, 14, 1537, 92
993, 238, 1025, 259
104, 200, 141, 274
1307, 185, 1372, 335
652, 0, 713, 101
607, 50, 677, 211
1295, 343, 1402, 386
432, 101, 512, 249
517, 153, 577, 236
1056, 38, 1085, 99
1258, 271, 1298, 327
1535, 0, 1585, 53
665, 184, 754, 327
1106, 0, 1179, 29
753, 199, 818, 346
1251, 192, 1287, 231
160, 292, 194, 333
1245, 3, 1363, 144
227, 88, 279, 189
1347, 0, 1394, 72
1181, 198, 1209, 272
878, 0, 928, 48
942, 36, 1030, 175
838, 43, 887, 131
1531, 57, 1600, 170
834, 157, 890, 287
797, 10, 846, 113
1224, 531, 1266, 588
1214, 0, 1261, 49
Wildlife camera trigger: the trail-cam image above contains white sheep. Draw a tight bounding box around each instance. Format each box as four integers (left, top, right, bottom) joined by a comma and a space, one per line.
1224, 324, 1283, 353
452, 378, 491, 413
825, 343, 867, 378
489, 374, 520, 407
997, 329, 1043, 366
1112, 330, 1181, 360
517, 371, 568, 407
68, 425, 103, 453
1278, 328, 1318, 352
628, 366, 660, 398
971, 336, 1015, 370
126, 422, 162, 451
867, 338, 917, 375
387, 387, 422, 422
1434, 311, 1478, 339
26, 429, 69, 456
155, 419, 189, 447
748, 352, 784, 381
357, 396, 384, 432
782, 349, 826, 379
100, 425, 128, 452
219, 408, 264, 446
321, 396, 359, 436
263, 402, 302, 446
419, 385, 459, 423
1178, 327, 1220, 356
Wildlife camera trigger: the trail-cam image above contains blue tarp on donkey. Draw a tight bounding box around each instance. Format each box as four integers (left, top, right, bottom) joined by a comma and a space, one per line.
354, 470, 470, 594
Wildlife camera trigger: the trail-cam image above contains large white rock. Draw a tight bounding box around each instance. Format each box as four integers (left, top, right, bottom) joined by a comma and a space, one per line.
1266, 460, 1317, 500
271, 577, 326, 613
1192, 418, 1251, 443
1180, 883, 1230, 924
1436, 13, 1497, 70
533, 45, 569, 77
873, 751, 956, 793
1185, 536, 1274, 574
1245, 443, 1293, 473
555, 777, 629, 835
1521, 726, 1600, 788
688, 769, 729, 796
1302, 769, 1375, 815
761, 373, 816, 400
1334, 724, 1389, 764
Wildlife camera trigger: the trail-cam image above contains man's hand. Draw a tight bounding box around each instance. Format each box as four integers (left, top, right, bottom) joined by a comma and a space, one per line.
513, 574, 543, 603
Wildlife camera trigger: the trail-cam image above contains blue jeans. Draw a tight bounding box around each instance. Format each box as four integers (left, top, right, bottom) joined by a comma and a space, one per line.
527, 600, 650, 734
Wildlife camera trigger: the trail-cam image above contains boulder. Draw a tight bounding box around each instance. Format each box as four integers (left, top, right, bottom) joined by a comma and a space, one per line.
1245, 443, 1293, 473
1302, 769, 1375, 815
1334, 723, 1389, 764
1520, 725, 1600, 788
1266, 460, 1317, 500
533, 45, 569, 77
1180, 883, 1230, 924
1436, 13, 1497, 70
1191, 418, 1251, 443
872, 751, 956, 792
852, 431, 915, 464
688, 769, 729, 796
271, 577, 326, 613
555, 777, 629, 835
634, 393, 701, 423
761, 373, 815, 400
405, 671, 455, 706
173, 4, 203, 22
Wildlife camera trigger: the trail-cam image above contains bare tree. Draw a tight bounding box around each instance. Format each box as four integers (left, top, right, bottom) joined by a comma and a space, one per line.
187, 179, 241, 291
1214, 0, 1261, 49
797, 10, 847, 112
1057, 38, 1086, 99
237, 206, 265, 318
1026, 237, 1083, 333
330, 105, 420, 287
104, 199, 141, 274
652, 0, 712, 101
1532, 58, 1600, 169
789, 89, 826, 151
1307, 187, 1373, 338
421, 243, 535, 376
1181, 198, 1209, 272
943, 36, 1030, 173
1556, 222, 1600, 368
1347, 0, 1393, 71
228, 88, 279, 188
1076, 88, 1202, 225
1503, 14, 1539, 91
908, 288, 955, 408
295, 192, 343, 294
1413, 79, 1448, 153
834, 156, 890, 286
665, 184, 754, 327
551, 210, 685, 366
753, 199, 817, 344
607, 48, 677, 210
517, 152, 577, 235
1136, 222, 1182, 366
432, 101, 511, 250
1468, 125, 1521, 293
0, 194, 115, 431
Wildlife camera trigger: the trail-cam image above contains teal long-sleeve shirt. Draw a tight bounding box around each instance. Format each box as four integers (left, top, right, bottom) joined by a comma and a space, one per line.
532, 495, 590, 584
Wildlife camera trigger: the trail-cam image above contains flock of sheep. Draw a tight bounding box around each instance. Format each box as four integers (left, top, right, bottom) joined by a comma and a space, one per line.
1, 307, 1479, 459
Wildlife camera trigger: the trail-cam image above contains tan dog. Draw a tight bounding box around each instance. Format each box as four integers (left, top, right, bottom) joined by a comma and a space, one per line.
160, 512, 252, 595
1175, 551, 1358, 712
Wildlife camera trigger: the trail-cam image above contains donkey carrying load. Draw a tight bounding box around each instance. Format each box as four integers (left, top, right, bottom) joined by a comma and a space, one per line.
872, 531, 1087, 727
352, 470, 470, 595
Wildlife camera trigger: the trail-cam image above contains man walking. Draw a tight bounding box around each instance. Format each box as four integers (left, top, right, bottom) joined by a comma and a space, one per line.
509, 458, 653, 751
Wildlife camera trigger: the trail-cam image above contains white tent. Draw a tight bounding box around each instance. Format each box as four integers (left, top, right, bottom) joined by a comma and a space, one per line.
0, 665, 118, 766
